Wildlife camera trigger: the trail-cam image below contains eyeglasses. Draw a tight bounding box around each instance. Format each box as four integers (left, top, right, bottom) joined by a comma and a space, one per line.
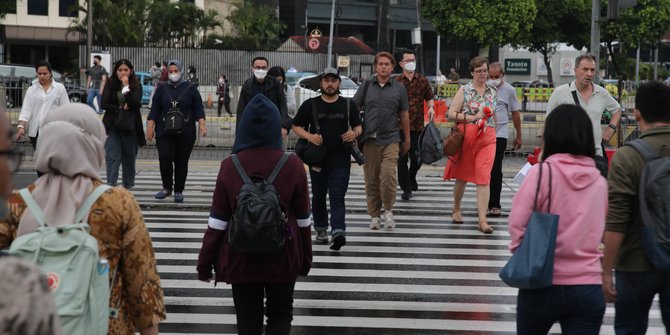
473, 70, 488, 74
0, 150, 23, 173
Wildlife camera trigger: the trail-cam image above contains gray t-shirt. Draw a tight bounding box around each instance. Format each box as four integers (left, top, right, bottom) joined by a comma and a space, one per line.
86, 65, 108, 89
493, 81, 519, 139
353, 76, 409, 145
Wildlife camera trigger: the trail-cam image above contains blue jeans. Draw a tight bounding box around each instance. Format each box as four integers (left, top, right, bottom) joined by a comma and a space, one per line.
517, 285, 605, 335
309, 165, 351, 236
105, 129, 138, 188
87, 88, 101, 113
615, 270, 670, 334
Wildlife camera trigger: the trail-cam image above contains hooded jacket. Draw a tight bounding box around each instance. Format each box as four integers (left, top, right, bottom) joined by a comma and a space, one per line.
197, 95, 312, 284
508, 153, 608, 285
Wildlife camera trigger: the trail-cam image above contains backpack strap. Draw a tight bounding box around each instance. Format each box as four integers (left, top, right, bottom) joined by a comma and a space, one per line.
18, 188, 47, 227
231, 154, 254, 185
267, 153, 292, 184
74, 184, 111, 223
625, 139, 657, 163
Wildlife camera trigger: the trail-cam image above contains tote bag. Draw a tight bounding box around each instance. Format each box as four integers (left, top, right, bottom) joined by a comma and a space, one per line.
499, 162, 560, 289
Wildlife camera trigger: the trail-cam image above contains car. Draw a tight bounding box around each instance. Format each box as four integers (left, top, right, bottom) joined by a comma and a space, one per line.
294, 74, 359, 107
285, 71, 317, 87
0, 63, 87, 108
135, 71, 155, 105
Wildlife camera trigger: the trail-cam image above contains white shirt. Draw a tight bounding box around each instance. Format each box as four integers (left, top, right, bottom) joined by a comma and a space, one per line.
19, 79, 70, 138
546, 81, 621, 156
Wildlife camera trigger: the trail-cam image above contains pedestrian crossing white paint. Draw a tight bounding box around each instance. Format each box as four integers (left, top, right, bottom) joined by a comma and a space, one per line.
126, 170, 664, 334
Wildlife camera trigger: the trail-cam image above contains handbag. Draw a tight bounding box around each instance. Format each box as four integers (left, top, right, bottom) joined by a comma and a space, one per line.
112, 91, 135, 132
499, 162, 560, 289
295, 99, 328, 166
442, 124, 464, 157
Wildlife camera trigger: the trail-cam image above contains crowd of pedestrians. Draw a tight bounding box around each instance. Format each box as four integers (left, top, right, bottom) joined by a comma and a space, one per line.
0, 51, 668, 335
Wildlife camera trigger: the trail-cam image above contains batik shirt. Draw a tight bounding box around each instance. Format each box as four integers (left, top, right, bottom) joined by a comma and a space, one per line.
461, 82, 496, 128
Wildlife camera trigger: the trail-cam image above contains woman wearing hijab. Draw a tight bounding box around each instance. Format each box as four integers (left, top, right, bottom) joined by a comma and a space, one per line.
197, 94, 312, 335
101, 59, 146, 189
147, 59, 207, 203
0, 103, 166, 335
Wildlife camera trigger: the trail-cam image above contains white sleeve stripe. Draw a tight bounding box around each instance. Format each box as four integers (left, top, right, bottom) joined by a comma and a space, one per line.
208, 217, 228, 230
297, 218, 311, 228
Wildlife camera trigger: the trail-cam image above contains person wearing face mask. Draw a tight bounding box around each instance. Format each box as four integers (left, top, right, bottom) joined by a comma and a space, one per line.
147, 60, 208, 203
236, 56, 291, 138
486, 62, 522, 217
395, 50, 435, 201
216, 74, 232, 117
86, 55, 109, 114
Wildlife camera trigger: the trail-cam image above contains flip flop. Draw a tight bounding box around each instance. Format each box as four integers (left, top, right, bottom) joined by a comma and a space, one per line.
478, 223, 494, 234
452, 211, 464, 224
488, 208, 502, 217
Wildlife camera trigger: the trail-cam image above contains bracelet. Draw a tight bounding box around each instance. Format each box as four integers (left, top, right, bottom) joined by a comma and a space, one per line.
608, 123, 617, 131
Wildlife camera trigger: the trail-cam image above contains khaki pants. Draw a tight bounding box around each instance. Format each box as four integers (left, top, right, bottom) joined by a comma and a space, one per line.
362, 139, 400, 217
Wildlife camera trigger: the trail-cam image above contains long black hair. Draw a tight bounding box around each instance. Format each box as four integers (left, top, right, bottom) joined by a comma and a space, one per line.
542, 104, 596, 161
108, 58, 140, 91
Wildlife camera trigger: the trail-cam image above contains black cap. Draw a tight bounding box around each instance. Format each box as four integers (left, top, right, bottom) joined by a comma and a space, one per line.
319, 67, 341, 80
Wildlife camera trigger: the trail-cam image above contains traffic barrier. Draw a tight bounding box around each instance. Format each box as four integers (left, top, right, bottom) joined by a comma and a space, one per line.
424, 100, 448, 124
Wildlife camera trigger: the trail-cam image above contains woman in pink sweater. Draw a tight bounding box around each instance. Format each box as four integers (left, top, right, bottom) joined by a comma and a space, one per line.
508, 104, 608, 334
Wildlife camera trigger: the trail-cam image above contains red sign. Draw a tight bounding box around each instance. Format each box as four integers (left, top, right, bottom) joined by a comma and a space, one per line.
308, 38, 320, 50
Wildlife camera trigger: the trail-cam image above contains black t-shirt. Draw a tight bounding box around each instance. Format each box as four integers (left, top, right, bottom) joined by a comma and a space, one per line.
293, 96, 361, 168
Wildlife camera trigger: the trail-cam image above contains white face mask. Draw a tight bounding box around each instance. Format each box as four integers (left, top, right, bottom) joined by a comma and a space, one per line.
218, 78, 224, 84
404, 62, 416, 72
253, 69, 267, 80
487, 79, 501, 87
168, 73, 181, 82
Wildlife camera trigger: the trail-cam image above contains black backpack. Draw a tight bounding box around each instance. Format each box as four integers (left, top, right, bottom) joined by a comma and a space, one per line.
163, 84, 192, 135
625, 140, 670, 270
418, 120, 444, 164
228, 153, 291, 254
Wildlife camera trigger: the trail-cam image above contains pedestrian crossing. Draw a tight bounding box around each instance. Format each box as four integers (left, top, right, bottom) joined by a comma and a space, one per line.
129, 169, 665, 335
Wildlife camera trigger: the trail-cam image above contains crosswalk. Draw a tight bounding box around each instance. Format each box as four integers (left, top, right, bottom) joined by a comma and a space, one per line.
128, 168, 665, 335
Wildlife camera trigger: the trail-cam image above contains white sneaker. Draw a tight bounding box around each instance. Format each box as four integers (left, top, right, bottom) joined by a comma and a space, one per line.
369, 217, 382, 230
383, 211, 396, 230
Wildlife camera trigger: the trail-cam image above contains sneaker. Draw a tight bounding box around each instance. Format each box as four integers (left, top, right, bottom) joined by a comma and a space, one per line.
174, 192, 184, 203
401, 192, 412, 200
383, 212, 396, 230
369, 217, 382, 230
315, 230, 328, 243
411, 181, 418, 192
330, 233, 346, 251
154, 189, 172, 199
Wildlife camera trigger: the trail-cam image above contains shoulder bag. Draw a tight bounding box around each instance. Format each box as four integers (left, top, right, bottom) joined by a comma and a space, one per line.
499, 162, 560, 289
112, 91, 135, 132
295, 99, 328, 166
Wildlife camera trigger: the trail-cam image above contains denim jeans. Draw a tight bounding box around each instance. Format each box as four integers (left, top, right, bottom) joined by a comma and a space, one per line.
105, 129, 138, 188
517, 285, 605, 335
398, 130, 421, 194
232, 282, 295, 335
615, 270, 670, 334
488, 137, 507, 210
87, 88, 102, 113
309, 165, 351, 236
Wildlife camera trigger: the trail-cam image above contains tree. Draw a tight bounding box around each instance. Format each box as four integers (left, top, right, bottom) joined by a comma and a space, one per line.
601, 0, 670, 77
515, 0, 591, 85
0, 1, 17, 19
69, 0, 151, 47
225, 3, 287, 51
421, 0, 536, 46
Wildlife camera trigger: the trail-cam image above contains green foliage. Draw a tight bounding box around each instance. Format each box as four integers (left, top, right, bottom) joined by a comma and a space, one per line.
0, 1, 17, 19
421, 0, 536, 45
225, 3, 287, 51
602, 0, 670, 49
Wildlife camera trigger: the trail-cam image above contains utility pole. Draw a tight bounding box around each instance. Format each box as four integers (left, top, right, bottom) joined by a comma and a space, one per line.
327, 0, 335, 67
590, 0, 601, 82
86, 0, 93, 67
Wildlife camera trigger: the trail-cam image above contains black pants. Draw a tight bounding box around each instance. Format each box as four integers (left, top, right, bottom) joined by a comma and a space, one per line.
156, 134, 195, 193
232, 281, 296, 335
29, 135, 44, 178
217, 95, 231, 116
488, 137, 507, 210
398, 130, 422, 194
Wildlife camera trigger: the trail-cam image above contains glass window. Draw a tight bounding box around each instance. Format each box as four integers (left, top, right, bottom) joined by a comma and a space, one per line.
15, 67, 36, 79
28, 0, 48, 16
0, 66, 12, 77
59, 0, 77, 17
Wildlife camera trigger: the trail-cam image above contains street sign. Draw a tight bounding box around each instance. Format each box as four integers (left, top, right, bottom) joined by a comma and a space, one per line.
504, 58, 531, 75
308, 38, 320, 50
337, 56, 350, 68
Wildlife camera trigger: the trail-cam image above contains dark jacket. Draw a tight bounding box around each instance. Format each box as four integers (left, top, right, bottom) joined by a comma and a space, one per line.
236, 76, 291, 130
197, 95, 311, 284
147, 81, 205, 139
101, 85, 147, 147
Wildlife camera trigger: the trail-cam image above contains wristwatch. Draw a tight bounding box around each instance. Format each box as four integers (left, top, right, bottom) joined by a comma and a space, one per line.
608, 123, 617, 131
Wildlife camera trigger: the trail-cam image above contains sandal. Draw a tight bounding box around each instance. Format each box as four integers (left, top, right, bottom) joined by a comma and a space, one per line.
478, 222, 494, 234
452, 210, 464, 224
488, 208, 502, 217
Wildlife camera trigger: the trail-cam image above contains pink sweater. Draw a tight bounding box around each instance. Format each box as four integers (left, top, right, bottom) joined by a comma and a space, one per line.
508, 154, 608, 285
